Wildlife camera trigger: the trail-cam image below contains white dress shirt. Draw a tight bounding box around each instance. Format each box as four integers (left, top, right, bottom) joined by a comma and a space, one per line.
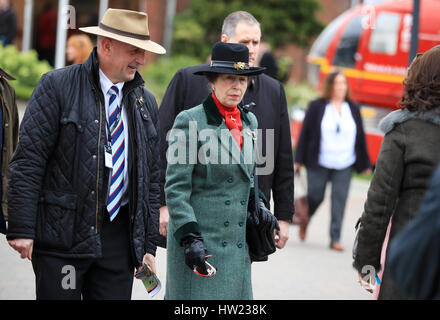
99, 69, 129, 206
318, 101, 357, 170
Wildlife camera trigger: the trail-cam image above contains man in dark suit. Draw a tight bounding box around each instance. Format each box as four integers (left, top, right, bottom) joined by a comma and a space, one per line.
159, 11, 294, 249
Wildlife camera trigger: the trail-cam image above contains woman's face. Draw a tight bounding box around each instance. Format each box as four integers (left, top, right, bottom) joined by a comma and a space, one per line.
332, 73, 348, 100
212, 74, 248, 107
66, 44, 78, 63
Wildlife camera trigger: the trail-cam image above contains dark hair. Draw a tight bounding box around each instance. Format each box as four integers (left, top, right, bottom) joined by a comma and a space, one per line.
205, 73, 219, 84
321, 69, 350, 101
398, 46, 440, 112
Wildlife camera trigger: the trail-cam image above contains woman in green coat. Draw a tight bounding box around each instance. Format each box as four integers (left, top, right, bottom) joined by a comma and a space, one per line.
165, 42, 266, 300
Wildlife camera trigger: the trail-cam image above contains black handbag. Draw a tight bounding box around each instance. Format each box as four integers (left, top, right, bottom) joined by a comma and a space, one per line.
243, 103, 280, 262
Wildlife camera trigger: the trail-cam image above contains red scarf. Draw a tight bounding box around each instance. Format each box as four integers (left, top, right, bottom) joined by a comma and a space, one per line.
212, 92, 243, 149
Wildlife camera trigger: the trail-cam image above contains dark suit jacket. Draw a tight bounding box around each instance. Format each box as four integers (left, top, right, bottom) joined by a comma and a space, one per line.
159, 64, 294, 222
294, 97, 371, 173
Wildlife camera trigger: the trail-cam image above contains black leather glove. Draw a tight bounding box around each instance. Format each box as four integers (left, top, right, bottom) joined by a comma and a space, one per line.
248, 193, 280, 231
180, 233, 208, 274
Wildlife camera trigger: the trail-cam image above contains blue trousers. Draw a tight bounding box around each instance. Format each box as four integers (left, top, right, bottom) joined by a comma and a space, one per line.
306, 166, 353, 243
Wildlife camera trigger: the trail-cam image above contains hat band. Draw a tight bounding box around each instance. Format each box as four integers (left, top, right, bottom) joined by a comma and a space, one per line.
99, 22, 151, 41
0, 67, 15, 81
210, 60, 250, 72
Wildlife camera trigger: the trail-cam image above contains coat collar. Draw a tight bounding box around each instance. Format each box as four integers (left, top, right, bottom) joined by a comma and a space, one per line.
202, 93, 251, 127
379, 108, 440, 134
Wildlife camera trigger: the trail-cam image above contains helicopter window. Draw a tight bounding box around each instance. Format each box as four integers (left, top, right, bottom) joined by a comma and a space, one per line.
369, 13, 400, 55
333, 15, 363, 68
309, 11, 350, 58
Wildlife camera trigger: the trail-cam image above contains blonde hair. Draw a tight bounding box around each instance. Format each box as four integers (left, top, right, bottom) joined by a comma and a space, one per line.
67, 34, 93, 64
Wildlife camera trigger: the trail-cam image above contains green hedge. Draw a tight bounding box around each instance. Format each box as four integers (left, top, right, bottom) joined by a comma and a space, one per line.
0, 45, 52, 101
142, 55, 203, 105
284, 81, 319, 112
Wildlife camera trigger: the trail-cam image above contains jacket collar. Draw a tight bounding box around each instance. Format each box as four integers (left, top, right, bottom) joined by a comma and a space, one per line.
84, 47, 145, 97
202, 93, 251, 127
379, 108, 440, 134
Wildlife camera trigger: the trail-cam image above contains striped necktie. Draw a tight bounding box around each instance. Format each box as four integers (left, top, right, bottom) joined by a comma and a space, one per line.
107, 85, 125, 221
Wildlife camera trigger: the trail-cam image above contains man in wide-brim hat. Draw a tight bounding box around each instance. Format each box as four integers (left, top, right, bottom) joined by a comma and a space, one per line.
7, 8, 164, 300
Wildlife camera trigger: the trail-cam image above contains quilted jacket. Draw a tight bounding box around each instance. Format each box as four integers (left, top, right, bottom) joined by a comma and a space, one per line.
6, 49, 161, 266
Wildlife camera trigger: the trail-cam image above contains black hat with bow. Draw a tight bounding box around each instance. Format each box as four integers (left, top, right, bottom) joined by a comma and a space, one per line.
194, 42, 265, 76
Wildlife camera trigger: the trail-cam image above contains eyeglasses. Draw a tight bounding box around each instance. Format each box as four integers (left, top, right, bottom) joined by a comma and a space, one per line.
193, 255, 217, 277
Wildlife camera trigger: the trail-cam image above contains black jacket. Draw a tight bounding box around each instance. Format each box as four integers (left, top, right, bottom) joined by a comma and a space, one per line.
0, 7, 17, 45
159, 64, 294, 222
6, 49, 161, 266
295, 98, 371, 173
388, 165, 440, 300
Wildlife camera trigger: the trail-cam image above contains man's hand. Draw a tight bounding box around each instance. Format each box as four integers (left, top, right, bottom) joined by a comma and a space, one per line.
274, 220, 290, 249
159, 205, 169, 237
136, 253, 156, 276
8, 239, 34, 260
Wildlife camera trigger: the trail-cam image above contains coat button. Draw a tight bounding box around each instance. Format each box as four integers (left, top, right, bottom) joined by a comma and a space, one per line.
237, 243, 243, 248
4, 123, 8, 128
95, 119, 99, 124
227, 177, 233, 183
239, 221, 244, 227
222, 240, 227, 247
225, 200, 231, 205
224, 221, 229, 227
241, 200, 246, 205
92, 155, 97, 160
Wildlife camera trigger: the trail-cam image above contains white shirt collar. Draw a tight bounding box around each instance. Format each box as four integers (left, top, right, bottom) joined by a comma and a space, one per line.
99, 69, 125, 96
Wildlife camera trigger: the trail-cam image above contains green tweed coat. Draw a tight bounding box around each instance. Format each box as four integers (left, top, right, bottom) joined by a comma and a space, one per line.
165, 94, 257, 300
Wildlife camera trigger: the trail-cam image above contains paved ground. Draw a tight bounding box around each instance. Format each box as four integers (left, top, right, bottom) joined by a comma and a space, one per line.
0, 102, 373, 300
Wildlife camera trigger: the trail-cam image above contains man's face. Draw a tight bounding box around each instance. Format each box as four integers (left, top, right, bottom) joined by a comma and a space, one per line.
225, 23, 261, 67
106, 39, 147, 83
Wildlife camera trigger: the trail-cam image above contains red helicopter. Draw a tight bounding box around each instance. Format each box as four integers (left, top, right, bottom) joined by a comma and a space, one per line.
294, 0, 440, 164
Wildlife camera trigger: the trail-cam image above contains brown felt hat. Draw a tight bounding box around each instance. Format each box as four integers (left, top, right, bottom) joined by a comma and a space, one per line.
79, 8, 166, 54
